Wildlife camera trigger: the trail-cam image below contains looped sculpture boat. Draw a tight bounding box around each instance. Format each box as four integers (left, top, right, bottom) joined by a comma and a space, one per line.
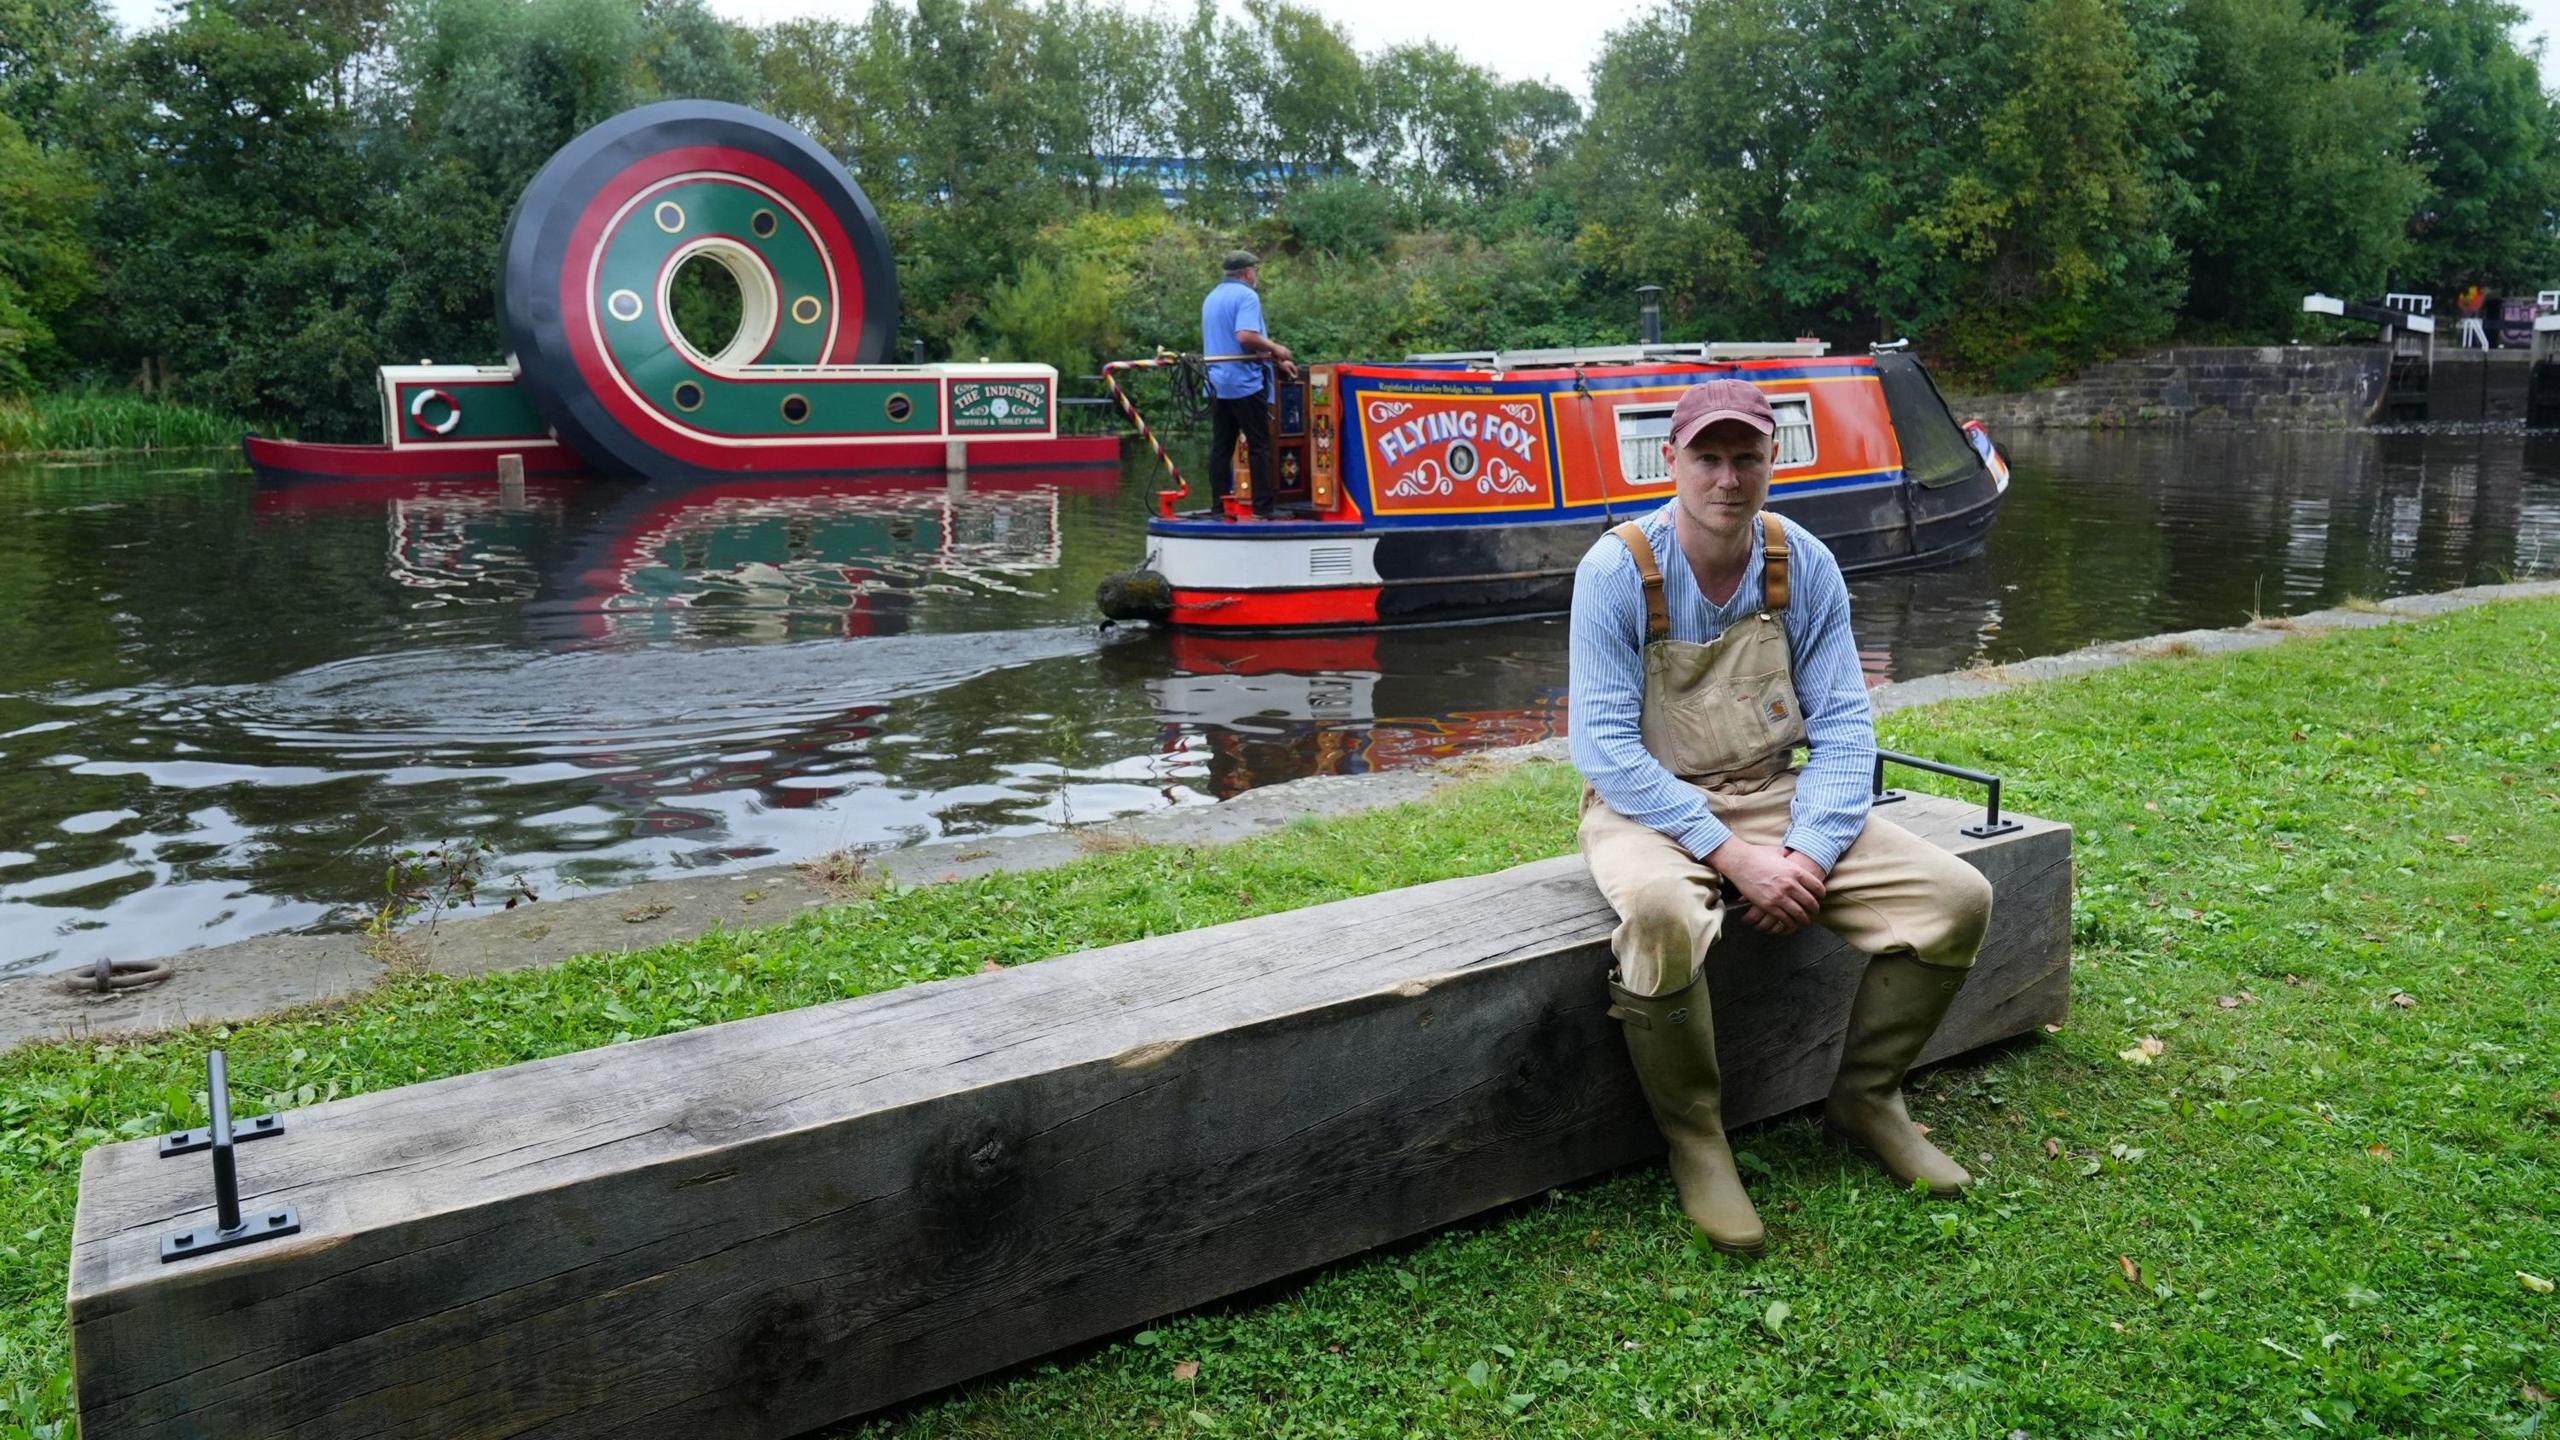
1096, 342, 2010, 631
245, 102, 1120, 485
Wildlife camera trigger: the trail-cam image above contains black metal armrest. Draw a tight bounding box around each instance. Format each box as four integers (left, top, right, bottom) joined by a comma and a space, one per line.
1870, 749, 2024, 838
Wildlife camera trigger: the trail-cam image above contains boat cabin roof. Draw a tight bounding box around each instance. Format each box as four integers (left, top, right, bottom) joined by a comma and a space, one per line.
1400, 340, 1832, 370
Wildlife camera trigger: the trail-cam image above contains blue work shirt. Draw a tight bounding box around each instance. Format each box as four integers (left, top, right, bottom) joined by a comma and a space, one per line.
1200, 279, 1267, 400
1567, 504, 1876, 870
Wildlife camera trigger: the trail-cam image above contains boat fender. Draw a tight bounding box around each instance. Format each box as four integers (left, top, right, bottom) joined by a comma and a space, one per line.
1096, 569, 1174, 622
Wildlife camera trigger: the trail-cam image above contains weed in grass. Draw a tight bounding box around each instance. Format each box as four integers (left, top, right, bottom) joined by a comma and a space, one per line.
1071, 824, 1145, 855
798, 847, 887, 901
363, 837, 534, 965
2247, 575, 2291, 630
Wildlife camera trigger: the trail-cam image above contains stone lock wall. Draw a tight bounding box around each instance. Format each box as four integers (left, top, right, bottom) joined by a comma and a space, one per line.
1953, 346, 2388, 430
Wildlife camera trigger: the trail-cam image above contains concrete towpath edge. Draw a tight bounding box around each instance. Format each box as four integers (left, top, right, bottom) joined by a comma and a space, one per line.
6, 577, 2554, 1055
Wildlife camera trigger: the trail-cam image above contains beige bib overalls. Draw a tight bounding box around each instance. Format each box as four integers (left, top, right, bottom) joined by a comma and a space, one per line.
1578, 513, 1993, 999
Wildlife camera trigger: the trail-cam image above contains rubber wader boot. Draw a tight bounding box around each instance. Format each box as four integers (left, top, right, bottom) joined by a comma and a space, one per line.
1608, 975, 1766, 1255
1823, 953, 1974, 1197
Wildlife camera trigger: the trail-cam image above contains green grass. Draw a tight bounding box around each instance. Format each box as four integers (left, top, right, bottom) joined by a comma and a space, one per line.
0, 390, 255, 456
6, 604, 2558, 1438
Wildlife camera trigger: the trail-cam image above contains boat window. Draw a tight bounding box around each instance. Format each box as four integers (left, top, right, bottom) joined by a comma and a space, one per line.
1769, 396, 1815, 468
1613, 394, 1816, 484
1614, 405, 1675, 486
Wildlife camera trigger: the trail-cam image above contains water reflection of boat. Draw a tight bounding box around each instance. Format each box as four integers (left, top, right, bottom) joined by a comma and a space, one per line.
1101, 345, 2009, 631
1105, 626, 1569, 798
257, 467, 1115, 641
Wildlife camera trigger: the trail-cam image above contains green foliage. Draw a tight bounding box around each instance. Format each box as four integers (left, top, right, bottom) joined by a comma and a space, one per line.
666, 254, 746, 361
0, 0, 111, 148
1278, 175, 1398, 260
982, 253, 1123, 378
0, 113, 92, 393
1583, 0, 2197, 381
2179, 0, 2427, 334
1951, 0, 2194, 378
1571, 0, 1799, 338
1367, 42, 1576, 217
369, 836, 539, 945
1256, 0, 1368, 179
4, 602, 2558, 1435
2328, 0, 2560, 289
1574, 0, 2558, 383
1263, 229, 1609, 362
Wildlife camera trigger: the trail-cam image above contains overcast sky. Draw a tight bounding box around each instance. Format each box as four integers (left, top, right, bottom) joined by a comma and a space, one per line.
100, 0, 2560, 104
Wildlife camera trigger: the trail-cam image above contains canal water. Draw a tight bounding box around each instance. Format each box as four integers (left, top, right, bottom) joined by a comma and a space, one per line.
4, 427, 2557, 974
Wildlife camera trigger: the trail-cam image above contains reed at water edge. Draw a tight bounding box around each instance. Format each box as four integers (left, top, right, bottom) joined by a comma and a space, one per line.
0, 388, 262, 456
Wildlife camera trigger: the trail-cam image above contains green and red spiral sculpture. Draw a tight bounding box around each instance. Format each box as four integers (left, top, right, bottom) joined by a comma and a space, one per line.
246, 102, 1117, 487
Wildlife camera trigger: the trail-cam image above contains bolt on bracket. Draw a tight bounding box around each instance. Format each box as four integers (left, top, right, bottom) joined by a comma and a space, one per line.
157, 1050, 300, 1263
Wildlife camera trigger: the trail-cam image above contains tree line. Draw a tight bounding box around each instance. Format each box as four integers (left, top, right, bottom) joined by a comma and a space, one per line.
1, 0, 2554, 437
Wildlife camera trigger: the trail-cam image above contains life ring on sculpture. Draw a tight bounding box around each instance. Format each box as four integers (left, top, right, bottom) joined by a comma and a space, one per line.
497, 101, 902, 482
408, 387, 463, 436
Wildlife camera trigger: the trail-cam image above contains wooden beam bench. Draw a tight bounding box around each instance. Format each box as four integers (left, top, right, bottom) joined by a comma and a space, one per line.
70, 791, 2070, 1439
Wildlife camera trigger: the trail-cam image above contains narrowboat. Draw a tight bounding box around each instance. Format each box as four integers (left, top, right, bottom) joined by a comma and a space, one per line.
243, 101, 1119, 488
1096, 342, 2009, 631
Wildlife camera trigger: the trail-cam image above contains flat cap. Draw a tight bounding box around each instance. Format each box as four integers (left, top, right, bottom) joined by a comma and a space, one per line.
1221, 249, 1260, 273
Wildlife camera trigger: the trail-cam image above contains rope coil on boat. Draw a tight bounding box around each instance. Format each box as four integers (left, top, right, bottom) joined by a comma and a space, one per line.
66, 956, 175, 994
1163, 352, 1212, 428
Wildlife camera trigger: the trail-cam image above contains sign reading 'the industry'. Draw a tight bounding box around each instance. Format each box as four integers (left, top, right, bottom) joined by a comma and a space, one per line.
1357, 392, 1556, 514
950, 379, 1051, 432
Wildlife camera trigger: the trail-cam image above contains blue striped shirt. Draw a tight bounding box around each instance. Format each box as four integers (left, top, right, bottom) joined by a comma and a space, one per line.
1566, 504, 1876, 871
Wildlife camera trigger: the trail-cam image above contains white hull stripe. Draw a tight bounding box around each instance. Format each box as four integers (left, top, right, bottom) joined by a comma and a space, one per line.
1150, 534, 1382, 589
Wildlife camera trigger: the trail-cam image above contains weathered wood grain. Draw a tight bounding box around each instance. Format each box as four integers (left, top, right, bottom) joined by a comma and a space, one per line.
69, 794, 2070, 1439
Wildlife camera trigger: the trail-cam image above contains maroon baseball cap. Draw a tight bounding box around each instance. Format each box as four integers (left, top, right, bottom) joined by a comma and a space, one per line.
1670, 378, 1775, 450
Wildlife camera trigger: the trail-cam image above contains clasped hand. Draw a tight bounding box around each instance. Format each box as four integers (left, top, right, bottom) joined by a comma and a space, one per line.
1705, 839, 1828, 935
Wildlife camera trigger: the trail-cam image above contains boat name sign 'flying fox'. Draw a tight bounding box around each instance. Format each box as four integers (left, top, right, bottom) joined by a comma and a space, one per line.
1370, 400, 1544, 467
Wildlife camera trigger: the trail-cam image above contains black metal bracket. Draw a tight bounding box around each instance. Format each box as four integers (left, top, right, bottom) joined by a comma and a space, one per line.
158, 1050, 300, 1263
158, 1111, 281, 1157
1870, 749, 2025, 839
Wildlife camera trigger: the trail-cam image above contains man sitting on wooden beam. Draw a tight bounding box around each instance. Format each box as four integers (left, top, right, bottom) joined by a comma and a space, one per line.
1567, 378, 1993, 1257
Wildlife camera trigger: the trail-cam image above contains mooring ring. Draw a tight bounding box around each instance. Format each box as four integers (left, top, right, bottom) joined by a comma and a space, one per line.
67, 957, 175, 994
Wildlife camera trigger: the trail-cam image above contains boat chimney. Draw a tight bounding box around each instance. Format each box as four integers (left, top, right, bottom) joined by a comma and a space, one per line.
1636, 285, 1664, 346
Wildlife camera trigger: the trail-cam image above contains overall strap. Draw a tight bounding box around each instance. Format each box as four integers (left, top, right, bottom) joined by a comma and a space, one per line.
1610, 521, 1669, 642
1759, 512, 1790, 613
